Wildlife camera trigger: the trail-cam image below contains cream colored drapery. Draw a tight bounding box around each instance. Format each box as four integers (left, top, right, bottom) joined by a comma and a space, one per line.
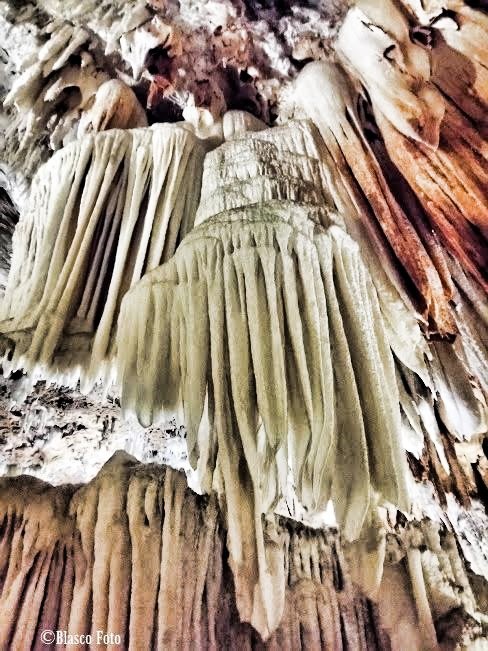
0, 124, 205, 389
117, 121, 410, 638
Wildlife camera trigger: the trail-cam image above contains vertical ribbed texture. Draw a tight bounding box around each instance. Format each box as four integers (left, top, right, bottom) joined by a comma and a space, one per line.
0, 124, 205, 389
117, 122, 409, 638
0, 453, 391, 649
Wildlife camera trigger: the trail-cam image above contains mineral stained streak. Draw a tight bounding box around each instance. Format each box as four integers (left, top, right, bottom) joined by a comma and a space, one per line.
0, 452, 391, 650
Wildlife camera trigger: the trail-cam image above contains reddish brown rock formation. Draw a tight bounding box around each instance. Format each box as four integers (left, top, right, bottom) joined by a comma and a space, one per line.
0, 452, 392, 649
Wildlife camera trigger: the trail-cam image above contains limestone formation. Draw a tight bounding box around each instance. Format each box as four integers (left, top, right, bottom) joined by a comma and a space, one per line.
4, 19, 110, 149
336, 0, 445, 148
78, 79, 148, 135
402, 1, 488, 128
0, 123, 205, 389
294, 61, 456, 340
0, 0, 487, 648
2, 452, 487, 650
117, 119, 418, 637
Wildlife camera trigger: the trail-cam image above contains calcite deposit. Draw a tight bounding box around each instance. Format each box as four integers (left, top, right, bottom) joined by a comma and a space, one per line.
1, 452, 485, 650
0, 0, 487, 648
0, 123, 206, 389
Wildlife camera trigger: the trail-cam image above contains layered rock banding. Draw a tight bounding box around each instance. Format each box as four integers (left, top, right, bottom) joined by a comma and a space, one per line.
0, 0, 487, 648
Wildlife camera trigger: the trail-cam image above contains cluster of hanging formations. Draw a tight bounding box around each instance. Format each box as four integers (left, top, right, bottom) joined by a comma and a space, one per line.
0, 452, 397, 649
0, 0, 487, 645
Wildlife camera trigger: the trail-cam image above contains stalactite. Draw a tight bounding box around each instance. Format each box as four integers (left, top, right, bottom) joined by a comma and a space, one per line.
1, 453, 486, 648
369, 94, 488, 408
387, 520, 488, 647
375, 107, 488, 290
0, 452, 394, 649
4, 20, 110, 150
328, 0, 488, 439
0, 124, 206, 389
293, 60, 456, 340
0, 1, 487, 648
117, 118, 414, 638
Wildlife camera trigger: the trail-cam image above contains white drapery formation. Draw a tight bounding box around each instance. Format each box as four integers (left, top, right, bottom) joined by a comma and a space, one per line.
198, 118, 431, 384
117, 121, 410, 638
0, 124, 205, 389
0, 452, 392, 650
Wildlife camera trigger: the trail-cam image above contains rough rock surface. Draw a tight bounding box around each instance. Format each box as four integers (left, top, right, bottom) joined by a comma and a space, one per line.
0, 374, 189, 483
0, 0, 348, 193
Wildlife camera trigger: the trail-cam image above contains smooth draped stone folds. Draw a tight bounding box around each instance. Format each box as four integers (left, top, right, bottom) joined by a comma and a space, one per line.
117, 120, 410, 639
0, 123, 205, 388
294, 61, 456, 340
0, 452, 392, 649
